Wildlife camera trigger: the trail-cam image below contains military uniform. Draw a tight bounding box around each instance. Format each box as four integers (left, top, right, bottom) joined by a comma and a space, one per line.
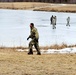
52, 16, 56, 29
50, 15, 53, 24
27, 25, 41, 55
66, 17, 70, 26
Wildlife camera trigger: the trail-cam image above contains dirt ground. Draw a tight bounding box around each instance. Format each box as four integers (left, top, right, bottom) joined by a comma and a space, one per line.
0, 48, 76, 75
0, 2, 76, 12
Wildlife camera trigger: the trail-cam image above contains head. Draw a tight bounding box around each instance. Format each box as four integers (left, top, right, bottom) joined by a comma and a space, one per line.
30, 23, 34, 29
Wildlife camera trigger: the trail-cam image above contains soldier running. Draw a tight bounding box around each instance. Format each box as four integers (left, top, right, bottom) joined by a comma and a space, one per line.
27, 23, 41, 55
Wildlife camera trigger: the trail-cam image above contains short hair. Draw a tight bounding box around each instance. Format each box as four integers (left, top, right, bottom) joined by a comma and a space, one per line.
30, 23, 34, 27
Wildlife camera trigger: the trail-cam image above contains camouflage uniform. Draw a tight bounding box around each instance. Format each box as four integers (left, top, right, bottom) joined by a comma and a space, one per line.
66, 17, 70, 26
27, 25, 41, 55
52, 16, 56, 29
50, 15, 53, 25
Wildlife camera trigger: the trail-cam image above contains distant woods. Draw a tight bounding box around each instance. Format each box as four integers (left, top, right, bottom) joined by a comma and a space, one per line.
0, 0, 72, 3
0, 0, 76, 4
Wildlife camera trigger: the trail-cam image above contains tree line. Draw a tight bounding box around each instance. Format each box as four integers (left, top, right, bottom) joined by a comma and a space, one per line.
0, 0, 68, 3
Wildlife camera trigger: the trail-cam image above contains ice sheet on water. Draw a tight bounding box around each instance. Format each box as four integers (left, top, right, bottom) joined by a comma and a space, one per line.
0, 9, 76, 48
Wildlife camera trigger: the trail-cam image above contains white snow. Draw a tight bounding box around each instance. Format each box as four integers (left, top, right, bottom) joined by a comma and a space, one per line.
41, 47, 76, 54
0, 9, 76, 54
50, 4, 67, 7
17, 47, 76, 54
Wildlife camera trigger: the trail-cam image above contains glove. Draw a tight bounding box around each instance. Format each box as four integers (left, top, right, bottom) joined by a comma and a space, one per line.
27, 37, 29, 40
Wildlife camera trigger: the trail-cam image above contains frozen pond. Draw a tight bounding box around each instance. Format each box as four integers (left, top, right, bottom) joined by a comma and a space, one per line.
0, 9, 76, 47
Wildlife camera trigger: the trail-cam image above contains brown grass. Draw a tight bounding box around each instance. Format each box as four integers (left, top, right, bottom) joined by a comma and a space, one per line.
40, 43, 76, 50
0, 43, 76, 50
34, 5, 76, 13
0, 48, 76, 75
0, 2, 49, 10
0, 2, 76, 12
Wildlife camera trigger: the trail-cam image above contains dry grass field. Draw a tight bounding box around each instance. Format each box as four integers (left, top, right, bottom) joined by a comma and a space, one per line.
0, 2, 76, 12
0, 48, 76, 75
0, 2, 49, 10
34, 4, 76, 12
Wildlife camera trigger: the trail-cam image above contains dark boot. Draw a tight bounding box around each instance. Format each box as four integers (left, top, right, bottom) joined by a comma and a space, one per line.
28, 49, 33, 55
37, 52, 41, 55
36, 48, 41, 55
34, 43, 41, 55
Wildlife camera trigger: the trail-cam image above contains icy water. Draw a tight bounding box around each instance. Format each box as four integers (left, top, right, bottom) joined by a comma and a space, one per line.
0, 9, 76, 47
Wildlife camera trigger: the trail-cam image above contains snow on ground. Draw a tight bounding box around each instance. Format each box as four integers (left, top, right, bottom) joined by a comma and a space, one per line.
17, 47, 76, 54
50, 4, 67, 7
41, 47, 76, 54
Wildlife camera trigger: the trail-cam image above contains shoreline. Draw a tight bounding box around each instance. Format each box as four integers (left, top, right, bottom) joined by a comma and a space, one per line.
0, 44, 76, 50
0, 2, 76, 13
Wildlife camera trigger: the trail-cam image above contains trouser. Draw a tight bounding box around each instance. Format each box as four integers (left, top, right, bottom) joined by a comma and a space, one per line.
66, 22, 70, 26
52, 24, 56, 29
28, 39, 41, 54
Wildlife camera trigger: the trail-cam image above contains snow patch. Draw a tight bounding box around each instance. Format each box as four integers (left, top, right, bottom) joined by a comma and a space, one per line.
17, 47, 76, 54
41, 47, 76, 54
17, 49, 26, 52
51, 4, 67, 7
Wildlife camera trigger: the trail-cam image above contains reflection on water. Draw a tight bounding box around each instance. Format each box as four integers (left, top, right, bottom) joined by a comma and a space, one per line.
0, 9, 76, 47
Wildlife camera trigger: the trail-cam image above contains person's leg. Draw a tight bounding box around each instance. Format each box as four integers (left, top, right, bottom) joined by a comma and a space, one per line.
34, 41, 41, 55
28, 41, 33, 54
53, 24, 56, 29
66, 21, 69, 26
53, 24, 54, 29
68, 22, 70, 26
54, 24, 56, 29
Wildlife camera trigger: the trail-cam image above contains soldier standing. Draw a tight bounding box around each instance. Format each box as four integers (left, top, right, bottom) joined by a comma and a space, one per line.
52, 16, 56, 29
50, 15, 53, 25
55, 16, 57, 25
27, 23, 41, 55
66, 17, 70, 26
